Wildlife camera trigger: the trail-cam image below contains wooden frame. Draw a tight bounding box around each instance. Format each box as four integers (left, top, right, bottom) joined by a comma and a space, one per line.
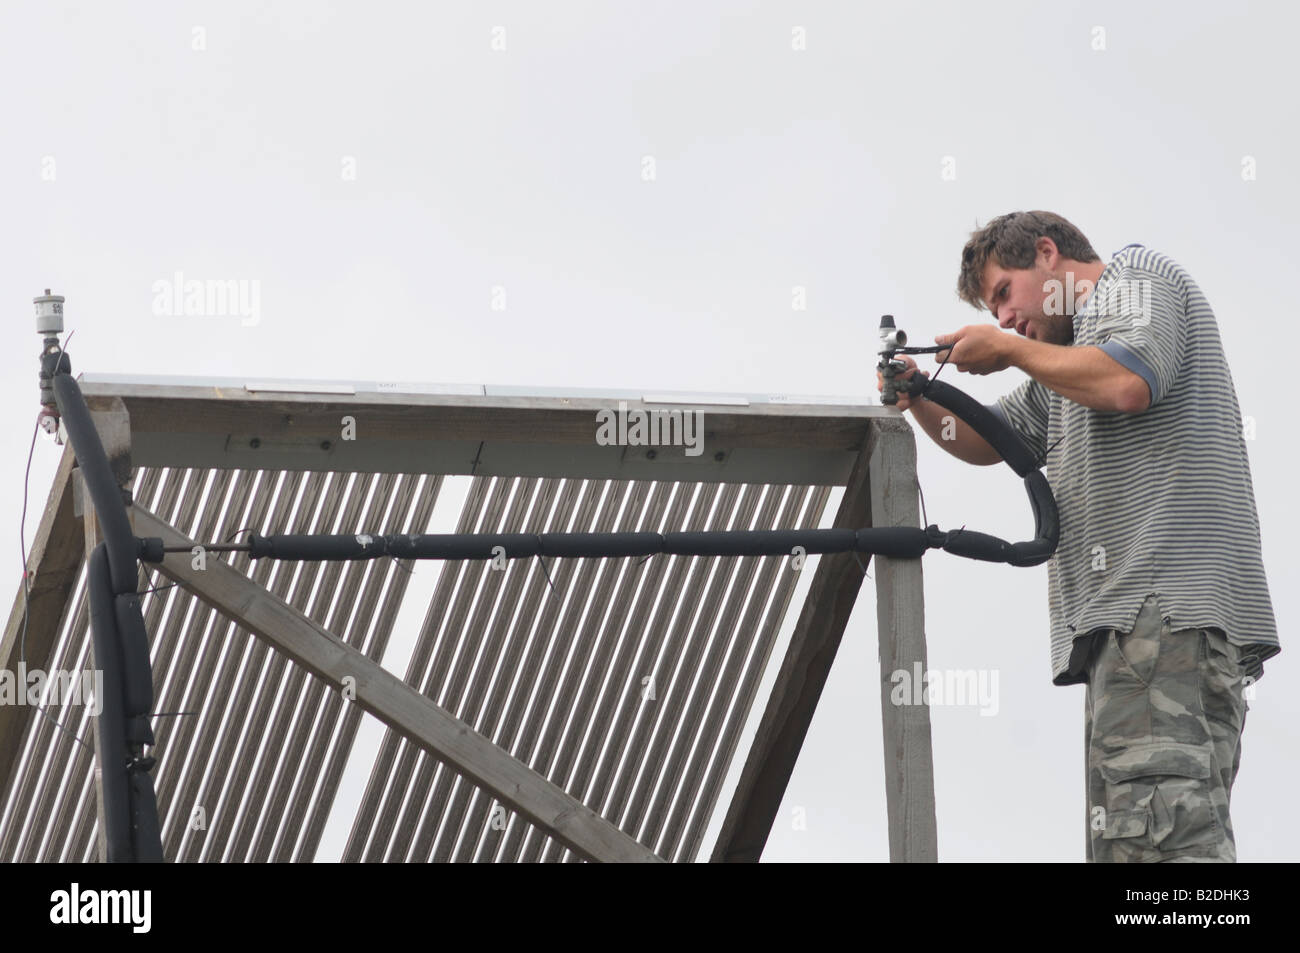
3, 380, 937, 862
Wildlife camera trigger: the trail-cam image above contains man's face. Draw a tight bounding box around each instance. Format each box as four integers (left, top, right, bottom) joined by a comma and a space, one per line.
980, 257, 1075, 345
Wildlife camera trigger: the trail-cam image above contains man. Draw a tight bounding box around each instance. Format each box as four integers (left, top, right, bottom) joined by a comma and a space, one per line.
878, 210, 1279, 862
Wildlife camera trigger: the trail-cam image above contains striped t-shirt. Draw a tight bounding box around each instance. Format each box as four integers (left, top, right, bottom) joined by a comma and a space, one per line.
987, 244, 1280, 686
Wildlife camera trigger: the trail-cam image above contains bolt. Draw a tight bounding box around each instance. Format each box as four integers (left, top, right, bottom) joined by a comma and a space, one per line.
249, 437, 261, 449
320, 440, 332, 451
645, 449, 657, 460
714, 451, 725, 462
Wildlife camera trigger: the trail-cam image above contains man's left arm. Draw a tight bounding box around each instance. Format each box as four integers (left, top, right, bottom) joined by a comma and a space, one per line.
1009, 339, 1151, 414
933, 328, 1150, 414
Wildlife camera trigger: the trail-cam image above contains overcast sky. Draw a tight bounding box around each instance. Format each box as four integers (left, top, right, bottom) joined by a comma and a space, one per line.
2, 0, 1295, 862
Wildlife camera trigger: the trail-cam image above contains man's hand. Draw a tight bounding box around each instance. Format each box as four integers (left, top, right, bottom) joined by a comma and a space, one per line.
934, 325, 1018, 375
876, 355, 927, 411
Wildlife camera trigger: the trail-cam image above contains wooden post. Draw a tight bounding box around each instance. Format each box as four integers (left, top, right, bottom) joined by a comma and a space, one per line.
868, 417, 937, 862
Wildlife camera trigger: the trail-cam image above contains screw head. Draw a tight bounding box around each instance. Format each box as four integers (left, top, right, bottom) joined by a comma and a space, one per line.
249, 437, 261, 449
320, 440, 333, 451
645, 449, 657, 460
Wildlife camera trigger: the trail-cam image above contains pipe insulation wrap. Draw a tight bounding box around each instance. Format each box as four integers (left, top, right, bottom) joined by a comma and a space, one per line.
53, 373, 138, 594
87, 544, 132, 862
907, 376, 1040, 478
243, 525, 956, 562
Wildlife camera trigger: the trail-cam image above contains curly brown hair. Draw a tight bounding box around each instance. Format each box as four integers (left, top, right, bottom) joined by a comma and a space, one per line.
957, 211, 1101, 310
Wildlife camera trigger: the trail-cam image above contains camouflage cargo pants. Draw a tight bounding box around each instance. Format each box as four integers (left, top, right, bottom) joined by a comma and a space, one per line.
1083, 594, 1249, 862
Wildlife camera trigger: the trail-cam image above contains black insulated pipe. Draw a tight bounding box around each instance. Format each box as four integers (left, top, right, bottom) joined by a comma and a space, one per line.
129, 767, 164, 862
244, 525, 949, 563
248, 530, 875, 561
87, 544, 132, 862
114, 593, 155, 742
905, 375, 1040, 478
54, 369, 163, 862
1013, 471, 1059, 567
53, 374, 139, 594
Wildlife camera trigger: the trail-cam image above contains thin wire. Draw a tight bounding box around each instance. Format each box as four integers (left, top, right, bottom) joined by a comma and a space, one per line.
1037, 433, 1066, 469
634, 534, 667, 567
31, 708, 92, 753
138, 582, 180, 596
919, 339, 955, 391
535, 555, 560, 602
853, 551, 871, 578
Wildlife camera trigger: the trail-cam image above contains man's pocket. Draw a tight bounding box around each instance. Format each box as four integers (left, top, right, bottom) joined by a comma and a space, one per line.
1099, 741, 1220, 853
